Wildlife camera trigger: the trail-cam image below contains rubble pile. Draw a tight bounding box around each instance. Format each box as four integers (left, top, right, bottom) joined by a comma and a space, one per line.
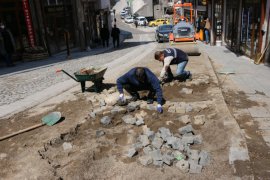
126, 125, 210, 174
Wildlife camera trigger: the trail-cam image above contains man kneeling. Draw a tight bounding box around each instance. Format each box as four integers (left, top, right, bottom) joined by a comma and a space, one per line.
154, 48, 192, 83
116, 67, 163, 113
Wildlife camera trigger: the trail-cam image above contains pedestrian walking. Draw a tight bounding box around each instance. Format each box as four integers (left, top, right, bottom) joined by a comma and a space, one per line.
0, 21, 15, 67
134, 20, 138, 28
100, 25, 110, 47
111, 24, 120, 48
117, 67, 163, 113
204, 17, 211, 44
154, 48, 191, 82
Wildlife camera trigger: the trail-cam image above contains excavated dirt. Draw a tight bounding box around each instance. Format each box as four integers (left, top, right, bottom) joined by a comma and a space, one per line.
222, 90, 270, 178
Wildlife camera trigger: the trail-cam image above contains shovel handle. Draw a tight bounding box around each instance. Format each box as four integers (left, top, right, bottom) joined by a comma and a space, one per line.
0, 123, 44, 141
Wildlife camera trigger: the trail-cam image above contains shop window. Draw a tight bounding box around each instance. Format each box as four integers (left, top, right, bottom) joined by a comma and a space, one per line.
240, 1, 261, 58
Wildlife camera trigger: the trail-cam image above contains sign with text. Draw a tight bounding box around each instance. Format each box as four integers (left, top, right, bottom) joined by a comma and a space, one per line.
22, 0, 35, 47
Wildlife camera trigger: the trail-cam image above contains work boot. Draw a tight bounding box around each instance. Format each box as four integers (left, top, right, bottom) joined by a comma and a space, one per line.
130, 93, 139, 102
147, 98, 154, 104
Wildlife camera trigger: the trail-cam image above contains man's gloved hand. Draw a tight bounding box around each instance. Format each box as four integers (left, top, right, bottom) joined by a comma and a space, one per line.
117, 93, 127, 106
119, 93, 124, 102
157, 104, 163, 113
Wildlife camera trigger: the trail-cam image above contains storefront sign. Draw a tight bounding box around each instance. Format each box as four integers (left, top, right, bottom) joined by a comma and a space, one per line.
22, 0, 35, 47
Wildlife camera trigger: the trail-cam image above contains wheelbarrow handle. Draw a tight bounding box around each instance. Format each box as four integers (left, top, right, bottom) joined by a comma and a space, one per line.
56, 69, 78, 82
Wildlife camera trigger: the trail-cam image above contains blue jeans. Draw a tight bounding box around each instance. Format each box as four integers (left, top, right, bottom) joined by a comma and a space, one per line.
204, 29, 209, 43
176, 61, 190, 77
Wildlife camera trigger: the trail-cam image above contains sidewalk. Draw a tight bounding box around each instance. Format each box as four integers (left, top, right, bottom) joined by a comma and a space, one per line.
198, 42, 270, 177
0, 38, 124, 77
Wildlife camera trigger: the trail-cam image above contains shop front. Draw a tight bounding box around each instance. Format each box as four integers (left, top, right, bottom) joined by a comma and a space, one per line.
40, 0, 76, 54
0, 0, 29, 60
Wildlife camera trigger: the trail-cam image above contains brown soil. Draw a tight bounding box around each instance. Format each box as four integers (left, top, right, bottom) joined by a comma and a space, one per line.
222, 89, 270, 178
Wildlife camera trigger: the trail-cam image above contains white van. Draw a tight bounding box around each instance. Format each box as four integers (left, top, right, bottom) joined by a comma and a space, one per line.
135, 16, 148, 26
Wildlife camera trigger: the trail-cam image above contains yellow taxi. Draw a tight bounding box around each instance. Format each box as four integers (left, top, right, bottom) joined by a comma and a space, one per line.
148, 19, 170, 27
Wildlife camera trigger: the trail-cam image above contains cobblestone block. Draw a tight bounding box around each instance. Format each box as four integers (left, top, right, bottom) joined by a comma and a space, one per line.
127, 101, 140, 112
178, 124, 194, 135
188, 149, 200, 163
182, 135, 194, 145
175, 106, 186, 114
152, 137, 163, 149
143, 146, 153, 155
153, 160, 163, 167
139, 155, 153, 166
100, 116, 111, 125
178, 115, 191, 124
99, 99, 106, 107
176, 159, 190, 173
173, 151, 186, 160
132, 142, 143, 151
136, 117, 145, 126
185, 104, 193, 112
96, 130, 105, 137
199, 151, 210, 166
89, 112, 96, 119
63, 142, 73, 151
111, 106, 127, 115
162, 153, 174, 166
193, 134, 203, 144
139, 135, 150, 147
158, 127, 172, 141
180, 88, 193, 94
122, 115, 136, 125
150, 149, 163, 161
194, 115, 206, 125
147, 104, 156, 111
168, 106, 176, 113
127, 148, 137, 157
135, 110, 148, 118
189, 161, 202, 174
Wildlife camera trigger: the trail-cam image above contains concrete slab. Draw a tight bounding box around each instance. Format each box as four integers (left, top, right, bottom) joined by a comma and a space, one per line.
253, 118, 270, 130
248, 107, 270, 118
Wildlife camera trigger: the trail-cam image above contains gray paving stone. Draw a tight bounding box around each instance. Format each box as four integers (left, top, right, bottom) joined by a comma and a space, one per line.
248, 107, 270, 118
100, 116, 111, 125
150, 149, 163, 161
63, 142, 73, 151
189, 161, 202, 174
122, 115, 136, 125
143, 146, 153, 155
152, 137, 163, 149
96, 130, 105, 138
153, 160, 163, 167
182, 135, 194, 145
139, 155, 153, 166
178, 124, 194, 135
188, 149, 200, 163
193, 134, 203, 144
199, 151, 210, 166
136, 117, 145, 126
158, 127, 172, 141
162, 153, 174, 166
111, 106, 127, 115
139, 135, 150, 147
194, 115, 206, 125
176, 159, 189, 173
127, 101, 140, 112
127, 148, 137, 157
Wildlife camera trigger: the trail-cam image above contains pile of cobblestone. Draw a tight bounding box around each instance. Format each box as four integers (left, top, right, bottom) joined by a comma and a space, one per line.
127, 125, 210, 173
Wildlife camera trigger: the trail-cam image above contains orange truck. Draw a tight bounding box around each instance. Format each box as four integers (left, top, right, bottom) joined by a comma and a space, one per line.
169, 3, 199, 43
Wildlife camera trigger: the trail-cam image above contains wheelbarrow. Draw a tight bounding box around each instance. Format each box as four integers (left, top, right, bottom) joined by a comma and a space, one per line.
56, 67, 107, 93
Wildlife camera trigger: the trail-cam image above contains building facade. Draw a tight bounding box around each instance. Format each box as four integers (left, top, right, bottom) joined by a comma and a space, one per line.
208, 0, 269, 62
0, 0, 112, 62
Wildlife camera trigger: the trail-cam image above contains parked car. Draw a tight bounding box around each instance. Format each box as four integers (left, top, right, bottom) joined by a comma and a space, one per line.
155, 24, 173, 43
123, 7, 131, 12
149, 18, 170, 27
120, 10, 128, 19
135, 16, 148, 26
125, 16, 134, 23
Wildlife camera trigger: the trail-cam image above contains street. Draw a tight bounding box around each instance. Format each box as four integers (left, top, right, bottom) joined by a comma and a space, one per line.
1, 14, 270, 180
